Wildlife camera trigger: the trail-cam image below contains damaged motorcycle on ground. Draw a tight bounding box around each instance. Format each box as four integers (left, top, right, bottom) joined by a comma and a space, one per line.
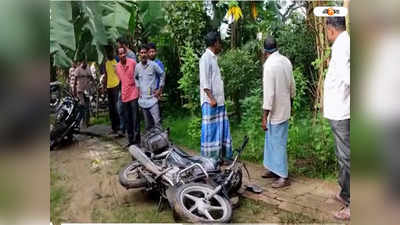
119, 127, 249, 223
50, 89, 84, 150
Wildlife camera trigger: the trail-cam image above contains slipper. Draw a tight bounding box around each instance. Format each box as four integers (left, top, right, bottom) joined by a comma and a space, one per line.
334, 206, 350, 221
331, 193, 347, 205
244, 184, 263, 194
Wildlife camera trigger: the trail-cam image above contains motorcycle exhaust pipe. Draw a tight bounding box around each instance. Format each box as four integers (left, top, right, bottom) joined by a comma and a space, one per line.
129, 145, 162, 176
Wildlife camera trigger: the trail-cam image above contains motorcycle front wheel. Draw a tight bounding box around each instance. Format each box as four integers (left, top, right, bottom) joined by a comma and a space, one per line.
173, 183, 232, 223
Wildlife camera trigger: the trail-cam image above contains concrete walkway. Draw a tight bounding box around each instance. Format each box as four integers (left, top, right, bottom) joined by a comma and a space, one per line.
81, 124, 345, 224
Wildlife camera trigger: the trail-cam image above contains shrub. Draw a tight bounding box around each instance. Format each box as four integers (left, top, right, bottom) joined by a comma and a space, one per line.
219, 48, 261, 120
238, 88, 264, 162
177, 44, 200, 114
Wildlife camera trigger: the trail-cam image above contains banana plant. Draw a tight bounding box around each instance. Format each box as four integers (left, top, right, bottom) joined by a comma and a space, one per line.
50, 0, 136, 68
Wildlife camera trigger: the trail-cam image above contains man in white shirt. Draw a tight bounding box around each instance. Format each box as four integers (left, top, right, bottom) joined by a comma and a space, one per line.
324, 16, 350, 221
199, 31, 232, 163
261, 36, 296, 188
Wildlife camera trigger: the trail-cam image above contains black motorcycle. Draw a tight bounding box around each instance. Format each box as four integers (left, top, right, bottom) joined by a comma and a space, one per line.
50, 81, 62, 113
119, 128, 249, 223
50, 89, 84, 150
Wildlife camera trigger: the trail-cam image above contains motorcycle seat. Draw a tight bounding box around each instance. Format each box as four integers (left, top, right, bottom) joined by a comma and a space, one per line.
169, 146, 217, 172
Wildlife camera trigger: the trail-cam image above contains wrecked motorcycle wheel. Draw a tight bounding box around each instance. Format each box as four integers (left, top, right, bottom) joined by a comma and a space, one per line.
119, 161, 147, 189
173, 183, 232, 223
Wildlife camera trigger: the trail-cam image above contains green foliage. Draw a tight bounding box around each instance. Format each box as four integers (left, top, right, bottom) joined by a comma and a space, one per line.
164, 1, 208, 56
177, 44, 200, 114
163, 109, 337, 179
287, 115, 336, 178
238, 88, 264, 161
292, 66, 309, 113
276, 14, 316, 82
188, 116, 202, 141
50, 0, 136, 67
219, 48, 261, 119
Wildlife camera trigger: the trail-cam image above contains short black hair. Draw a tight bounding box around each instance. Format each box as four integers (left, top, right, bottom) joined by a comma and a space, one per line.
117, 36, 129, 46
205, 31, 221, 47
147, 42, 156, 50
326, 17, 346, 31
139, 44, 149, 51
105, 45, 114, 60
264, 36, 277, 53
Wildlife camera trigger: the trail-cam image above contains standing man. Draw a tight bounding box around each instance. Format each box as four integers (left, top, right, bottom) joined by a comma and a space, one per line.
147, 43, 165, 89
261, 36, 296, 188
115, 47, 140, 147
73, 60, 94, 128
324, 17, 350, 221
104, 45, 120, 134
117, 36, 137, 62
68, 62, 77, 94
199, 31, 232, 163
135, 44, 165, 131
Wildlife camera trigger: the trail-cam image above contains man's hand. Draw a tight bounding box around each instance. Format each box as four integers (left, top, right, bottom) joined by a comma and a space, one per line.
262, 116, 268, 131
262, 110, 269, 131
154, 89, 162, 100
204, 88, 217, 107
209, 97, 217, 108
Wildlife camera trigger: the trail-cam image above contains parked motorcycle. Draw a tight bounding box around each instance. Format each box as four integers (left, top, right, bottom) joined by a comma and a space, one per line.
119, 128, 249, 223
50, 81, 62, 113
50, 89, 84, 150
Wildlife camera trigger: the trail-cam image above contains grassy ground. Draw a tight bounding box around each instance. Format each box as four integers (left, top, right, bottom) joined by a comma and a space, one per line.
50, 168, 70, 225
163, 112, 337, 179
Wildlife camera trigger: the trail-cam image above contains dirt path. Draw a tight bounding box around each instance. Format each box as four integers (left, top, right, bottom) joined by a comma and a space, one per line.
50, 125, 344, 224
51, 135, 133, 223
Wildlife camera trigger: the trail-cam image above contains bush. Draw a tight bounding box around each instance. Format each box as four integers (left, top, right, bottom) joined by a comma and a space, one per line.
177, 44, 200, 114
188, 116, 202, 141
292, 66, 310, 114
239, 88, 264, 162
219, 48, 261, 120
287, 115, 337, 178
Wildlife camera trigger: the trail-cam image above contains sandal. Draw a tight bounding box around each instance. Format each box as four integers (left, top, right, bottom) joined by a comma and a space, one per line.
331, 192, 347, 205
334, 206, 350, 221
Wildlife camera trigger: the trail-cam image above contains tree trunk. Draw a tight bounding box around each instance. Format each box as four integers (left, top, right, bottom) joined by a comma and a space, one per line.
231, 21, 237, 48
306, 0, 330, 118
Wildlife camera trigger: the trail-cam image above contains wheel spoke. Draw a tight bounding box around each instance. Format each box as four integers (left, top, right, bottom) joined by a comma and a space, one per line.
184, 194, 200, 202
204, 210, 214, 221
208, 206, 223, 211
188, 204, 197, 212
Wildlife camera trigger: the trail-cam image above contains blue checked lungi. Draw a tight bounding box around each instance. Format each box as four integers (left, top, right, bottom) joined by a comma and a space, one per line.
200, 103, 233, 161
263, 120, 289, 178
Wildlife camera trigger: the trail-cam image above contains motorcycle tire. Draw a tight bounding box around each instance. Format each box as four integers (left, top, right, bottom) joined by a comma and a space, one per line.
118, 161, 147, 189
50, 122, 67, 151
173, 183, 232, 223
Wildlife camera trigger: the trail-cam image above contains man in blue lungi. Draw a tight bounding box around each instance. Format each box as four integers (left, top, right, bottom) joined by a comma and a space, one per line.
261, 36, 296, 188
199, 31, 232, 164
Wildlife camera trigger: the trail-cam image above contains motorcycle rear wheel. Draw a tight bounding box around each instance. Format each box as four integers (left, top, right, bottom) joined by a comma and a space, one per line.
173, 183, 232, 223
119, 161, 147, 189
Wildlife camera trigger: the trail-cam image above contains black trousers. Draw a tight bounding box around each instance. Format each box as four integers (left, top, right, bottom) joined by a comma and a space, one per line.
107, 86, 120, 132
124, 98, 140, 145
329, 119, 350, 206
